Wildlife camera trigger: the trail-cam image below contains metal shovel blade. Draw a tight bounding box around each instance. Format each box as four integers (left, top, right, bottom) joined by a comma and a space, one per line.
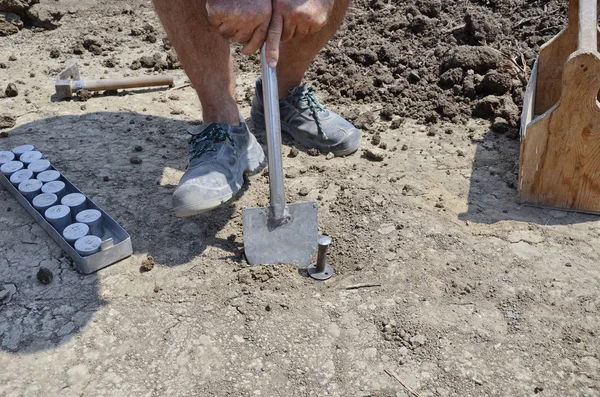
243, 202, 318, 266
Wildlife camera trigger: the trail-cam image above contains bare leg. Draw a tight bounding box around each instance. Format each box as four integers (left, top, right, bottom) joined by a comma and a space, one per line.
152, 0, 240, 125
276, 0, 351, 98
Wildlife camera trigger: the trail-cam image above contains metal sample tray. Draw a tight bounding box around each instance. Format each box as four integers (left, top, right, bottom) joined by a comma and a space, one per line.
1, 165, 132, 274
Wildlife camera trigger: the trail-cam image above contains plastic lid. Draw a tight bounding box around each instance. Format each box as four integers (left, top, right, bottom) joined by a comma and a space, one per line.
9, 169, 33, 185
11, 144, 34, 155
76, 209, 101, 223
63, 223, 90, 242
28, 159, 51, 173
18, 178, 42, 194
45, 204, 71, 221
32, 193, 58, 209
19, 151, 43, 164
37, 170, 60, 183
0, 151, 15, 165
41, 181, 66, 195
1, 161, 24, 175
74, 235, 102, 254
62, 193, 86, 207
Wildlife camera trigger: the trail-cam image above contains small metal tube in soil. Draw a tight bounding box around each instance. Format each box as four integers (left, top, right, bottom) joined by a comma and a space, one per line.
19, 151, 43, 165
63, 223, 90, 245
27, 159, 51, 175
18, 178, 43, 201
9, 169, 33, 187
0, 151, 15, 165
36, 170, 61, 183
1, 160, 24, 177
41, 180, 67, 201
11, 144, 34, 159
61, 193, 87, 219
44, 205, 72, 234
76, 209, 103, 237
32, 193, 58, 213
74, 235, 102, 256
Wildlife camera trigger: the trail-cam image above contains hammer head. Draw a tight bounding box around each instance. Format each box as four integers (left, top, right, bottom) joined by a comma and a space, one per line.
55, 62, 81, 99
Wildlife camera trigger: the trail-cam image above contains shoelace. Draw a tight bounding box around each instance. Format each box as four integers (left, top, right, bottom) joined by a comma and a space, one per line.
188, 123, 235, 162
298, 87, 328, 140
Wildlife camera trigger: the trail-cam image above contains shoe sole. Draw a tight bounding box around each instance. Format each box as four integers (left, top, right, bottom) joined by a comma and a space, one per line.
173, 134, 265, 217
250, 108, 361, 157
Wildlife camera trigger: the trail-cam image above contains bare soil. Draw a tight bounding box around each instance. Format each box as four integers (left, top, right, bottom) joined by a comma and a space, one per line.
0, 1, 599, 396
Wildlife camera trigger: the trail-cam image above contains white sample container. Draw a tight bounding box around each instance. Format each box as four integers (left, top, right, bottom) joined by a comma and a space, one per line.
11, 144, 34, 159
41, 180, 67, 200
19, 151, 43, 165
45, 205, 72, 233
74, 235, 102, 256
18, 179, 43, 201
63, 223, 90, 245
0, 151, 15, 165
32, 193, 58, 212
61, 193, 87, 218
1, 161, 24, 177
37, 170, 61, 183
76, 209, 103, 237
9, 169, 33, 187
28, 159, 51, 175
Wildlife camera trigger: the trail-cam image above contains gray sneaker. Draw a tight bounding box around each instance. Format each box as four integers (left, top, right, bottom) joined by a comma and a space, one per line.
172, 121, 265, 217
251, 79, 361, 156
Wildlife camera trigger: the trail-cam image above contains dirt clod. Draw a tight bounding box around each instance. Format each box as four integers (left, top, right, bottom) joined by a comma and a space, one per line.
288, 147, 299, 158
140, 255, 155, 272
49, 48, 60, 59
36, 267, 53, 284
364, 148, 385, 161
0, 114, 16, 129
307, 148, 320, 157
130, 156, 142, 165
75, 89, 93, 101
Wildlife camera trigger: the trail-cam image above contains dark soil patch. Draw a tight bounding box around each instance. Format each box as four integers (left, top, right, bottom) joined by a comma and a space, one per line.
304, 0, 568, 128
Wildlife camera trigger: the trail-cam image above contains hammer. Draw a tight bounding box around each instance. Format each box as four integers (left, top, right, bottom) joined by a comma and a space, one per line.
55, 62, 174, 100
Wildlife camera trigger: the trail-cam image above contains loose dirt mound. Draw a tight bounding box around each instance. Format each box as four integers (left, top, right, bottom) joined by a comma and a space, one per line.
307, 0, 568, 130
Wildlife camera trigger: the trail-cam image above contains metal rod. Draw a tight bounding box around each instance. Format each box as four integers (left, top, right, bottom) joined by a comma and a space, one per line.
578, 0, 597, 52
315, 235, 332, 273
260, 44, 287, 221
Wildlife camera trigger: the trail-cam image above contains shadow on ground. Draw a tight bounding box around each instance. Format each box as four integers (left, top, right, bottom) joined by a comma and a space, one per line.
459, 128, 600, 226
0, 111, 251, 353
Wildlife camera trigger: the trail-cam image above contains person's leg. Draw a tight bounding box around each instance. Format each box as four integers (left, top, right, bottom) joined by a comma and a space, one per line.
152, 0, 240, 125
276, 0, 351, 97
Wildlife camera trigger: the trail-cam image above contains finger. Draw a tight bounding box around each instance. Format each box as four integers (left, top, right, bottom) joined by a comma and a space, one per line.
233, 29, 253, 45
242, 22, 269, 55
266, 12, 283, 68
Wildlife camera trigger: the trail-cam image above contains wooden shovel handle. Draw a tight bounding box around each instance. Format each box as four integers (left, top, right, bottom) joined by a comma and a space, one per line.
80, 75, 174, 92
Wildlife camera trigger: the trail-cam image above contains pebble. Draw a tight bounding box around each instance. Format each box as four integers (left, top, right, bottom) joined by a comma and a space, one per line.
325, 152, 335, 160
298, 187, 309, 196
130, 156, 142, 164
5, 83, 18, 97
364, 148, 385, 161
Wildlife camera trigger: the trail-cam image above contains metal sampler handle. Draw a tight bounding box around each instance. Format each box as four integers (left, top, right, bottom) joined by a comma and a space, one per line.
260, 43, 287, 221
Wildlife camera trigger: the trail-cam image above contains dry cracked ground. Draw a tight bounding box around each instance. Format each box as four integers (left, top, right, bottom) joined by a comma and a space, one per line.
0, 0, 599, 396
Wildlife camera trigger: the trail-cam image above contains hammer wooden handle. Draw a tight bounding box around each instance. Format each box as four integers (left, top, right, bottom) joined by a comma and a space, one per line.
78, 75, 174, 92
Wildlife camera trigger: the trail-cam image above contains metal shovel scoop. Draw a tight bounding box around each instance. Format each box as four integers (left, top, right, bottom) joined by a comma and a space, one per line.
242, 44, 318, 266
